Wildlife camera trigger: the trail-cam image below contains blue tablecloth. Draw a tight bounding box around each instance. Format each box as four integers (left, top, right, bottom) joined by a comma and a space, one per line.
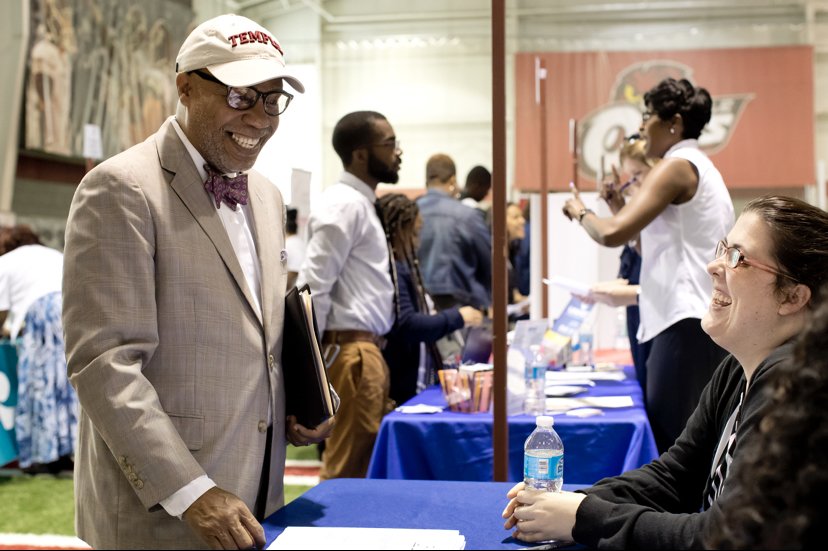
367, 366, 658, 484
264, 478, 584, 550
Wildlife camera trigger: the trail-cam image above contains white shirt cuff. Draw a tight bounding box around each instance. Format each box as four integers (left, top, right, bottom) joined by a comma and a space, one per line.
159, 475, 216, 519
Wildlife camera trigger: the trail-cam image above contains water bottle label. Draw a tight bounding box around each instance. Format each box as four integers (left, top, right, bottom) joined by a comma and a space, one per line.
524, 454, 563, 481
525, 365, 545, 379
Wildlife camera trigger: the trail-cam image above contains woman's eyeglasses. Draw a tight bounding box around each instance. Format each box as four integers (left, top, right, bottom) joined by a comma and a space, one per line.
191, 70, 293, 116
714, 240, 798, 282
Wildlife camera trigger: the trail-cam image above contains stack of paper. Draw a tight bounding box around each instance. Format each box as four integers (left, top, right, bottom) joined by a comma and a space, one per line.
545, 396, 634, 413
268, 527, 466, 550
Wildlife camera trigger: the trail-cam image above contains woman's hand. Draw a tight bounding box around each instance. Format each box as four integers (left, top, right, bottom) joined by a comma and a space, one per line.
562, 185, 587, 222
502, 484, 586, 543
459, 306, 484, 327
599, 165, 626, 214
590, 279, 639, 307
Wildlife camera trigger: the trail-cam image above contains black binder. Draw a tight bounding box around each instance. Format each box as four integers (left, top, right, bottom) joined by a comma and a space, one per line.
282, 284, 335, 428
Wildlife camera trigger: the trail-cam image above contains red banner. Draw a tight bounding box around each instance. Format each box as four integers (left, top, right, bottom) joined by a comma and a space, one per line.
514, 46, 814, 191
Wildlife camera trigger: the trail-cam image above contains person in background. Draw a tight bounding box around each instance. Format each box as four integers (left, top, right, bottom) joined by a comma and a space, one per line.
0, 225, 75, 475
705, 283, 828, 549
378, 193, 484, 406
284, 207, 304, 289
63, 14, 333, 549
418, 154, 492, 312
562, 77, 734, 452
298, 110, 399, 480
586, 134, 655, 395
460, 165, 492, 223
506, 202, 530, 322
503, 195, 828, 549
515, 202, 531, 297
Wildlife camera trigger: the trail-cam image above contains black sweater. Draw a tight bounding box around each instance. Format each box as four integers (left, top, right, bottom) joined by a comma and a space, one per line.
572, 342, 795, 549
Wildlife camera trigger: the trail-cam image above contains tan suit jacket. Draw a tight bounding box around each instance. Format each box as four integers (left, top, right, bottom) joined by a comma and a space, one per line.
63, 119, 288, 549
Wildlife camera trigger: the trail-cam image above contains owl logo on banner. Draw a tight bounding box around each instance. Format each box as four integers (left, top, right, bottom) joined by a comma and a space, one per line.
578, 60, 753, 181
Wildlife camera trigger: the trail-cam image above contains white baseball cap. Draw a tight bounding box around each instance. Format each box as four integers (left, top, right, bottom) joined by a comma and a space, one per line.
176, 13, 304, 93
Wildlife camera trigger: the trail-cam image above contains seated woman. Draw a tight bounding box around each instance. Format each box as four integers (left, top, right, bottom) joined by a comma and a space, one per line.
704, 283, 828, 549
502, 195, 828, 548
378, 193, 483, 406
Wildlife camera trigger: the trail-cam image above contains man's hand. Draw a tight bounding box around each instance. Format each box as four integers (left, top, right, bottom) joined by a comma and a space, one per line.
182, 487, 265, 549
286, 415, 335, 447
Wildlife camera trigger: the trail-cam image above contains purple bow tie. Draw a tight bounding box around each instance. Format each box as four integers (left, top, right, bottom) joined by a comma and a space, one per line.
204, 164, 249, 210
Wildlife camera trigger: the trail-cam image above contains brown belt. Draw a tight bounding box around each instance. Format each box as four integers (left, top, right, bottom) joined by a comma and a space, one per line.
322, 330, 386, 349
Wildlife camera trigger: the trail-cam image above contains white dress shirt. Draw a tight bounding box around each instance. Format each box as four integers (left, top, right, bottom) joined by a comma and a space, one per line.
297, 171, 394, 336
160, 119, 267, 518
0, 245, 63, 339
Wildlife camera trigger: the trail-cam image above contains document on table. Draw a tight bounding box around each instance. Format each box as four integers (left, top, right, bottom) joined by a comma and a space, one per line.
546, 370, 627, 383
545, 396, 634, 413
267, 527, 466, 550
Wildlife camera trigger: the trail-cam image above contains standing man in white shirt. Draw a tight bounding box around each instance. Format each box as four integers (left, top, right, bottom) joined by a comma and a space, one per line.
298, 110, 400, 479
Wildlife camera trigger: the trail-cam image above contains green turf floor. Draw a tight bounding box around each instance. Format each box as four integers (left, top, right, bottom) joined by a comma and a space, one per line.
0, 445, 318, 536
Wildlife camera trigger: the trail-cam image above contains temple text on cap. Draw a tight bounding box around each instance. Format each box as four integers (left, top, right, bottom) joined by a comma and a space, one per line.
228, 31, 284, 55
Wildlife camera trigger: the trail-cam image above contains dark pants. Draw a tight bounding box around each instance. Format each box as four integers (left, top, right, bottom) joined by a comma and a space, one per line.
645, 318, 728, 454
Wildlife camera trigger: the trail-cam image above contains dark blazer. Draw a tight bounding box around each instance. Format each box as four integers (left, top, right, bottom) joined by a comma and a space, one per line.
383, 259, 464, 405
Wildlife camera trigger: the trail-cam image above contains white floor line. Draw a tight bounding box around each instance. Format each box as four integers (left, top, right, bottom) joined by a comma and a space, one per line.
0, 533, 91, 549
284, 459, 322, 467
283, 474, 319, 486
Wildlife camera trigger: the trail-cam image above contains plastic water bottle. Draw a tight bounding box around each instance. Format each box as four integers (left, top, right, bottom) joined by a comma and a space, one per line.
523, 344, 546, 416
524, 415, 564, 492
571, 330, 594, 368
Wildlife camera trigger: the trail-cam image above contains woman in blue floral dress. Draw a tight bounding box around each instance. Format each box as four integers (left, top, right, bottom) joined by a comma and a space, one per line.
0, 225, 76, 473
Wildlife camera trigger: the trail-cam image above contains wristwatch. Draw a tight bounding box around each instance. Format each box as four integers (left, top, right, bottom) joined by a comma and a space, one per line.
577, 208, 594, 223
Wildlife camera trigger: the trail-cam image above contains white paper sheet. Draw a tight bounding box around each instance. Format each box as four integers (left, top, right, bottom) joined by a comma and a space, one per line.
545, 370, 626, 383
395, 404, 445, 414
268, 527, 466, 550
542, 275, 592, 297
545, 395, 634, 413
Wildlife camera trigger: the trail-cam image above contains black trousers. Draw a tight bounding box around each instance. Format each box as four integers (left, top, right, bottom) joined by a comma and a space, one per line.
645, 318, 728, 454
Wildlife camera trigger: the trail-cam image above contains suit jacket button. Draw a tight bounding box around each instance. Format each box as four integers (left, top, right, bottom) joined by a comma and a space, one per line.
134, 479, 144, 489
258, 420, 267, 433
268, 354, 275, 369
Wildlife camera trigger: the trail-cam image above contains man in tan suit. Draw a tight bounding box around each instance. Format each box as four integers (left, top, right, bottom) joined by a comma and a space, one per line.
62, 14, 334, 550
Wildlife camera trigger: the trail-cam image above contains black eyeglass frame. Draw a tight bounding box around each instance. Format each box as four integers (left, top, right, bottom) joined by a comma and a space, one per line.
190, 70, 293, 116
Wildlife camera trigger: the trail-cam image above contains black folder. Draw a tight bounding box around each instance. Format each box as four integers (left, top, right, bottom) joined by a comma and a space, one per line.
282, 284, 335, 429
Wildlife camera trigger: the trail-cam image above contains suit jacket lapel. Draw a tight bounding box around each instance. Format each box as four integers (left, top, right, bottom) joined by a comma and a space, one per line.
248, 179, 281, 345
155, 120, 263, 327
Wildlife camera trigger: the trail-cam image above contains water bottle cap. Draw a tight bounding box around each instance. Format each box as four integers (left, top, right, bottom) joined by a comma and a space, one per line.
535, 415, 554, 427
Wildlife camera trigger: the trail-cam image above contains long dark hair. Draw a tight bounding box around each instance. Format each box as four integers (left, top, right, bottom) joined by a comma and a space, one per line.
378, 193, 444, 369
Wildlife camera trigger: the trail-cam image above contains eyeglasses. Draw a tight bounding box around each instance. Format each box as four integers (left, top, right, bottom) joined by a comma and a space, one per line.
191, 70, 293, 116
714, 240, 798, 282
641, 111, 655, 123
372, 139, 401, 152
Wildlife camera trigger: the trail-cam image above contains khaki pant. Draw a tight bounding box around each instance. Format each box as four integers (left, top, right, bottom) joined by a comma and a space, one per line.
319, 341, 393, 480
